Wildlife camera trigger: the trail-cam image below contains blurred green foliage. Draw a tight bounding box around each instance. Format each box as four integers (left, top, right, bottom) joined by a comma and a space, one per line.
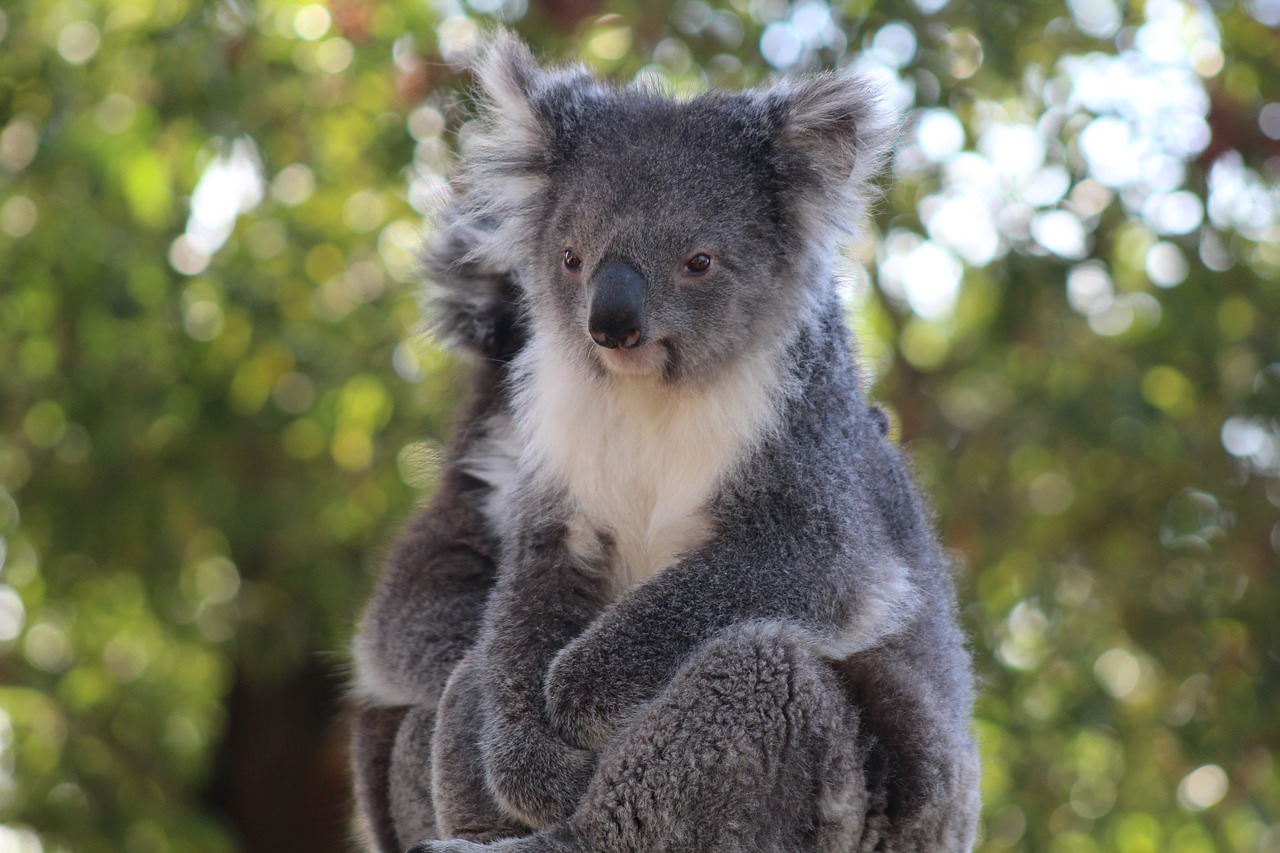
1, 0, 1277, 851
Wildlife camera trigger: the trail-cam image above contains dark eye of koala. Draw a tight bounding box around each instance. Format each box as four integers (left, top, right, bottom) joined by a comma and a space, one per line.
685, 253, 712, 275
563, 248, 583, 270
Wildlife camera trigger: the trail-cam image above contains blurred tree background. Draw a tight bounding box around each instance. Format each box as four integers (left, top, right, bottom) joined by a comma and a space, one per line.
1, 0, 1278, 850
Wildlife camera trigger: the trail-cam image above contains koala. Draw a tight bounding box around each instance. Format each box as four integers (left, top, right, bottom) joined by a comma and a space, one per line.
350, 33, 981, 853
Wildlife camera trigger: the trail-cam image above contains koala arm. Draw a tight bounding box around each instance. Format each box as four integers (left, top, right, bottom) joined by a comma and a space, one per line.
542, 544, 795, 751
472, 512, 613, 829
545, 490, 920, 752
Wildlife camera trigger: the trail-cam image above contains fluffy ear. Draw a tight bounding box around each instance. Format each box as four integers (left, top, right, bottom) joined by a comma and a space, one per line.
768, 74, 900, 243
448, 32, 593, 270
467, 31, 548, 166
425, 33, 600, 349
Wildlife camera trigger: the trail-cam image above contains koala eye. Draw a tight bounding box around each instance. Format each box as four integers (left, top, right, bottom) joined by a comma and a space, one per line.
563, 248, 583, 270
684, 253, 712, 275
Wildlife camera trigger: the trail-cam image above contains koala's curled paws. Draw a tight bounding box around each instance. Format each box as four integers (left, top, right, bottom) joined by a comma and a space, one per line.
544, 639, 645, 751
483, 726, 595, 829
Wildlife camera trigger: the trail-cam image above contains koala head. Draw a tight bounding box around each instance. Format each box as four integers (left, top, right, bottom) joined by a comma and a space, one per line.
452, 33, 896, 385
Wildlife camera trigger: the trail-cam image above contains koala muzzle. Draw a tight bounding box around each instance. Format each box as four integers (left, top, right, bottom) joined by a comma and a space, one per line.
588, 262, 648, 349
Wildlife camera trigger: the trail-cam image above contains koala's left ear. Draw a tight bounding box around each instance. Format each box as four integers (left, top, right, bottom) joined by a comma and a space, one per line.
768, 74, 900, 241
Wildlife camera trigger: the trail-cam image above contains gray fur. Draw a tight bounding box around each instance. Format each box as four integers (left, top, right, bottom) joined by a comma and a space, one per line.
350, 32, 980, 853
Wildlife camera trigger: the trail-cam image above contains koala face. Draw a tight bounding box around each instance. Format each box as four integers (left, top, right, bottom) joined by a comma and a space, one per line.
527, 95, 810, 384
457, 34, 897, 386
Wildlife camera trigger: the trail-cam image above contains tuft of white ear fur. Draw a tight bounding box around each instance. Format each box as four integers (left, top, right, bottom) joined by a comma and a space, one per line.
768, 74, 901, 245
446, 32, 594, 274
467, 31, 545, 166
417, 33, 552, 354
423, 33, 607, 354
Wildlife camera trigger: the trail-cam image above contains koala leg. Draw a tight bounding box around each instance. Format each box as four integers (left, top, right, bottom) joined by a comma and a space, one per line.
412, 622, 978, 853
362, 661, 531, 853
351, 703, 413, 853
385, 706, 442, 847
831, 640, 983, 851
431, 654, 530, 843
567, 620, 877, 853
350, 701, 448, 852
413, 621, 874, 853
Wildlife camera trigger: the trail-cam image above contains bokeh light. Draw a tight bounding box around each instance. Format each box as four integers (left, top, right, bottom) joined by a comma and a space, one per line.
1, 0, 1278, 850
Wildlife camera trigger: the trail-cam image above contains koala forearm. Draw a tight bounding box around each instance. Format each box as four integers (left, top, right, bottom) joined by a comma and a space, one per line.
473, 524, 612, 824
540, 565, 734, 748
541, 555, 815, 749
544, 512, 918, 751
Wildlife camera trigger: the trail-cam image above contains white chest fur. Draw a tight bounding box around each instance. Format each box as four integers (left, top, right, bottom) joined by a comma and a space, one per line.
514, 339, 785, 591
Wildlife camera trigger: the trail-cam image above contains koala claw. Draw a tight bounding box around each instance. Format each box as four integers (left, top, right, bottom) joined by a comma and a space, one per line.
407, 835, 577, 853
405, 842, 487, 853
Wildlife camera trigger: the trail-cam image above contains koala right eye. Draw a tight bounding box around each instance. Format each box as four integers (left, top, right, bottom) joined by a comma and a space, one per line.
685, 253, 712, 275
563, 249, 583, 270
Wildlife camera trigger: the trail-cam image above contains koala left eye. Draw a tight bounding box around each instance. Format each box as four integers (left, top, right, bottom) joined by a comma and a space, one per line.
684, 253, 712, 275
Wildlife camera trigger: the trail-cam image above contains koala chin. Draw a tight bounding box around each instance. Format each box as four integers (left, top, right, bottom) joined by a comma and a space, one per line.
350, 31, 982, 853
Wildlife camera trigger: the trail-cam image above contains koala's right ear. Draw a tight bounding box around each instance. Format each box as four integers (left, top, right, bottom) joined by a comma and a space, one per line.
469, 32, 547, 162
451, 32, 594, 267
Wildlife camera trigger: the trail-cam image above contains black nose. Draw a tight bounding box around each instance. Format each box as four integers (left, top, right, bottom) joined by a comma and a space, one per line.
588, 262, 647, 349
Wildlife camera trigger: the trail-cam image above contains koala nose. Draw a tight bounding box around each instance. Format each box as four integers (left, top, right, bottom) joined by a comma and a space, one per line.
588, 262, 647, 349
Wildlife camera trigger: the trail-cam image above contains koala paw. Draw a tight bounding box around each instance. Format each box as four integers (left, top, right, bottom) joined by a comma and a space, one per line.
484, 729, 596, 829
544, 642, 644, 751
544, 663, 612, 751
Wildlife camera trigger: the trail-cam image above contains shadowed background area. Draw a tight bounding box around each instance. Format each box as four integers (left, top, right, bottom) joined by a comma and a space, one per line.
1, 0, 1278, 851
